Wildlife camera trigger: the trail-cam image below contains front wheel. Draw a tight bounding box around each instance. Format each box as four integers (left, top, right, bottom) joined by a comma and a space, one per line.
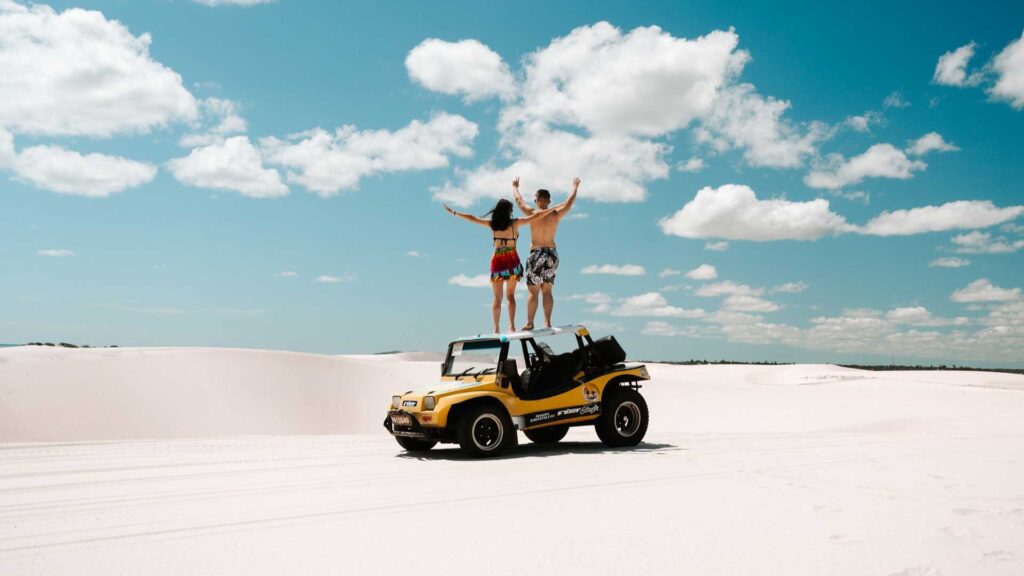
595, 389, 649, 447
395, 436, 437, 452
524, 425, 569, 444
457, 404, 515, 458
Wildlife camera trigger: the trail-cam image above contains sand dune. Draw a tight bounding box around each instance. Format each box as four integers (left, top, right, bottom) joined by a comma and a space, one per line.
2, 347, 1024, 575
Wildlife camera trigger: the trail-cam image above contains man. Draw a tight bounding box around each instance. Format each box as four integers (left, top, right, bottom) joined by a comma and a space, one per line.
512, 176, 580, 330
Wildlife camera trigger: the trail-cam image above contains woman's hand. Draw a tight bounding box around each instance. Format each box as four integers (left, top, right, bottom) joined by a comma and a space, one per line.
443, 204, 457, 216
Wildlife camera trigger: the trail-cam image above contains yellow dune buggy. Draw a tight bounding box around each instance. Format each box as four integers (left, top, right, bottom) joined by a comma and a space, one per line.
384, 325, 650, 458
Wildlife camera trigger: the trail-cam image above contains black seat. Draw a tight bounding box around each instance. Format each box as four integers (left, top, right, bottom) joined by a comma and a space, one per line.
501, 358, 523, 394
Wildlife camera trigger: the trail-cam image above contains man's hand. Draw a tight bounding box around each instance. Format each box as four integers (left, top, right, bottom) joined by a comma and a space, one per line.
572, 176, 581, 191
512, 177, 520, 190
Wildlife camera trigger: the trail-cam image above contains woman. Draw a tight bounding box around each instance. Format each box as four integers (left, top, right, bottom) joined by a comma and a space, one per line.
444, 198, 556, 333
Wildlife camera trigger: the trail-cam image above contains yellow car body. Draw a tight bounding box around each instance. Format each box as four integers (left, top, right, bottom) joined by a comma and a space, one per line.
384, 325, 651, 456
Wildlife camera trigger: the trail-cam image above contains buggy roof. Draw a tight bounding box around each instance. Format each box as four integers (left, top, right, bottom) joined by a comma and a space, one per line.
454, 324, 588, 344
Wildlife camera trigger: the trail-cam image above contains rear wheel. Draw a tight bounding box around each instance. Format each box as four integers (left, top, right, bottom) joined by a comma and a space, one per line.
596, 388, 648, 447
457, 404, 515, 458
395, 436, 437, 452
524, 426, 569, 444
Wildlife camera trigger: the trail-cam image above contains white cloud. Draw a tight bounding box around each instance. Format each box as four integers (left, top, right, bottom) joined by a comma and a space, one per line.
406, 251, 429, 258
933, 42, 983, 87
37, 249, 75, 257
929, 257, 970, 268
569, 292, 613, 313
406, 38, 514, 102
317, 274, 355, 284
950, 231, 1024, 254
844, 111, 883, 132
168, 136, 288, 198
695, 280, 762, 298
433, 23, 823, 207
275, 271, 298, 277
659, 268, 682, 278
642, 320, 701, 337
883, 91, 909, 109
179, 98, 247, 147
660, 184, 852, 241
951, 279, 1021, 303
906, 132, 959, 156
773, 281, 808, 293
704, 240, 730, 251
0, 1, 196, 137
677, 157, 705, 172
804, 143, 926, 190
2, 138, 156, 197
723, 294, 779, 312
860, 201, 1024, 236
885, 306, 967, 327
612, 292, 706, 318
261, 112, 477, 197
696, 83, 828, 168
581, 264, 646, 276
990, 32, 1024, 109
685, 264, 718, 280
448, 273, 491, 288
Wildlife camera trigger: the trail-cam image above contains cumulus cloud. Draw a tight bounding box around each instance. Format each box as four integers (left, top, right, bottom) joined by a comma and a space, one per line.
262, 112, 477, 197
569, 292, 613, 313
448, 273, 491, 288
885, 306, 968, 327
860, 201, 1024, 236
0, 1, 197, 137
951, 279, 1021, 303
37, 249, 75, 257
704, 241, 730, 251
685, 264, 718, 280
431, 23, 824, 206
677, 157, 705, 172
883, 91, 909, 109
929, 257, 970, 268
1, 136, 156, 197
773, 281, 808, 293
317, 274, 355, 284
642, 320, 701, 337
581, 264, 646, 276
695, 280, 761, 297
612, 292, 706, 318
168, 136, 288, 198
275, 271, 298, 277
906, 132, 959, 156
696, 83, 828, 168
804, 143, 926, 190
179, 98, 247, 148
933, 42, 983, 87
990, 32, 1024, 109
406, 39, 514, 102
660, 184, 852, 241
950, 231, 1024, 254
659, 268, 682, 278
844, 111, 883, 132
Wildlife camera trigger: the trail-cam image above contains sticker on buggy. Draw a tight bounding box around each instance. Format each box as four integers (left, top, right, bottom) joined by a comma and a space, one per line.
524, 404, 601, 426
451, 342, 463, 356
582, 384, 599, 403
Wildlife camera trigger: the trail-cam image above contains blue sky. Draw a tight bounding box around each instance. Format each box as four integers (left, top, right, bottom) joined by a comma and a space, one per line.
1, 0, 1022, 366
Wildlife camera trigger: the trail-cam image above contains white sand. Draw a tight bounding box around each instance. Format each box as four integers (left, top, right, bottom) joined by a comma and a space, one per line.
2, 347, 1024, 575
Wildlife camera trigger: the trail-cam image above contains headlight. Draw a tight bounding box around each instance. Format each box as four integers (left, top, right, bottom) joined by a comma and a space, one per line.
639, 367, 649, 379
391, 395, 401, 409
423, 396, 436, 410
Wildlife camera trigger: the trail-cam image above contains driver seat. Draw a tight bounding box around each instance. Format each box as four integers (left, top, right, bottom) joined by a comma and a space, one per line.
501, 358, 523, 395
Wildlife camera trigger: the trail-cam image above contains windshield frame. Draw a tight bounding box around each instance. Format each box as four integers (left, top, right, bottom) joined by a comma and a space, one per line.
442, 338, 508, 378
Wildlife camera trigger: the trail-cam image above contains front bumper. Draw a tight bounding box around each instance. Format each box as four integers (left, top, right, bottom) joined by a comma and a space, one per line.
384, 410, 433, 440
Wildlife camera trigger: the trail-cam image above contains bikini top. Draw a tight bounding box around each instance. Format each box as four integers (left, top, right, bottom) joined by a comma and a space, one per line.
492, 220, 518, 246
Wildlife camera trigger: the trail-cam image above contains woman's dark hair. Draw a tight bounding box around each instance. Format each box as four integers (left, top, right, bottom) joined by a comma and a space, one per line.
484, 199, 514, 231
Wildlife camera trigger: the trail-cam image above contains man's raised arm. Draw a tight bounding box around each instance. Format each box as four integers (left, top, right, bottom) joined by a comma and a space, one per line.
555, 177, 581, 215
512, 177, 535, 215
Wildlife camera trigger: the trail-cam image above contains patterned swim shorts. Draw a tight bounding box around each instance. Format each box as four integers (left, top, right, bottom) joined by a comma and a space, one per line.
526, 247, 559, 286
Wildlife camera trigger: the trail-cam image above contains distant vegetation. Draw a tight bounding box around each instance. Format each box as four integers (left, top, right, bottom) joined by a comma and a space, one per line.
650, 359, 1023, 375
23, 342, 119, 348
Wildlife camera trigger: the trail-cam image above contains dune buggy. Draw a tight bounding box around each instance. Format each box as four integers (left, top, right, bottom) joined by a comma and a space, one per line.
383, 325, 650, 458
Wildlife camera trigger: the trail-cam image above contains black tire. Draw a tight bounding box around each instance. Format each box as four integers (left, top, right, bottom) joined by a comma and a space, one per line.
524, 426, 569, 444
457, 404, 515, 458
595, 388, 649, 447
395, 436, 437, 452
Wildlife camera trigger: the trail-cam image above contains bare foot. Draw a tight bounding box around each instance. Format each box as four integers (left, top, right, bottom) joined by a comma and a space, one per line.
522, 323, 534, 331
509, 325, 518, 333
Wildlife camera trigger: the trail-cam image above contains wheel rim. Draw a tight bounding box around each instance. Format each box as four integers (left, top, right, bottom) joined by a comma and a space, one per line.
614, 401, 642, 437
472, 414, 504, 451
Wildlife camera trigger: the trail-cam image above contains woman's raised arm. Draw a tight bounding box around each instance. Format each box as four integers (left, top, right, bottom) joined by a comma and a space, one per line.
443, 204, 491, 227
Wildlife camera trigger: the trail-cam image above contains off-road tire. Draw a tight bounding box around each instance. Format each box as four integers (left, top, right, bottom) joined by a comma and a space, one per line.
457, 404, 515, 458
596, 388, 649, 447
524, 426, 569, 444
395, 436, 437, 452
